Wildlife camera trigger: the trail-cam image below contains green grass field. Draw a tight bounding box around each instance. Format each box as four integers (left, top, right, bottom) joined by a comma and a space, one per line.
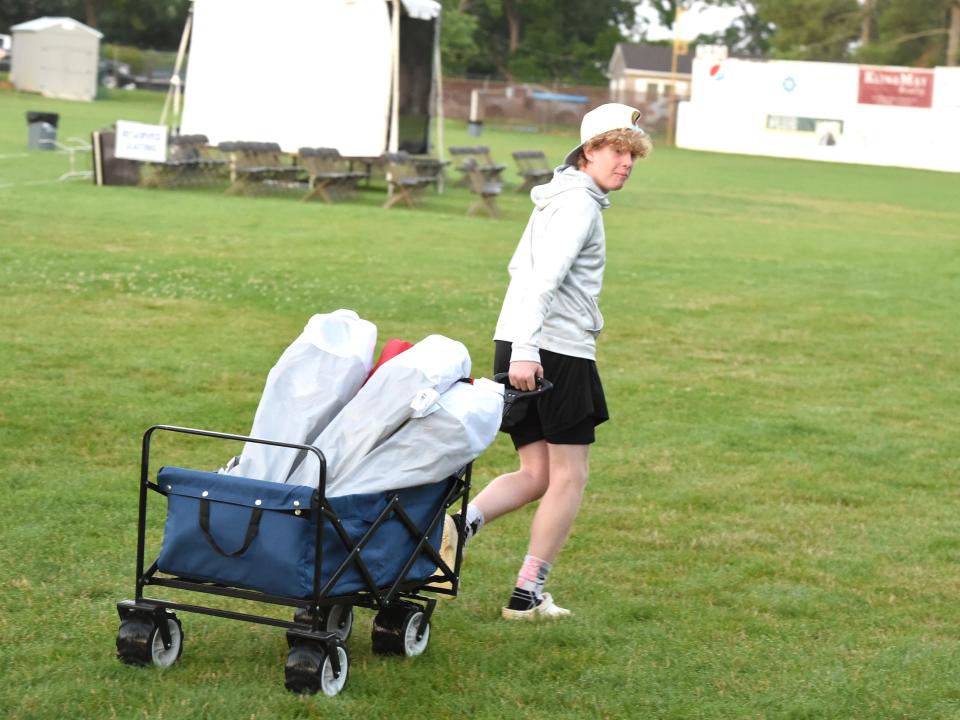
1, 87, 959, 719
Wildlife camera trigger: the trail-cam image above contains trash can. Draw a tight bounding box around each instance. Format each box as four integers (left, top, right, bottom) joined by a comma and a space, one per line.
467, 120, 483, 137
26, 112, 60, 150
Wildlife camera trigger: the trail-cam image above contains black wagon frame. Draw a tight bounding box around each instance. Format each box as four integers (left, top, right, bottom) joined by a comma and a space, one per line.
116, 423, 470, 694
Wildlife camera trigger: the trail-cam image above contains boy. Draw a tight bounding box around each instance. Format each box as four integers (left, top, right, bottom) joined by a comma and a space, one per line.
461, 103, 651, 620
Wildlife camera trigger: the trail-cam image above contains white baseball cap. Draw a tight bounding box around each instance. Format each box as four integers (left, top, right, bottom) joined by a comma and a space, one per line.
563, 103, 647, 167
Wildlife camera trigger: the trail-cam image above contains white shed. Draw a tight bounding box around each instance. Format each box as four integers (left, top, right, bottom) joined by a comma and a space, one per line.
10, 16, 102, 102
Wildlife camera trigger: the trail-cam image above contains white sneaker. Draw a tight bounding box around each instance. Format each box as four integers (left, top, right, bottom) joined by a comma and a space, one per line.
501, 592, 572, 621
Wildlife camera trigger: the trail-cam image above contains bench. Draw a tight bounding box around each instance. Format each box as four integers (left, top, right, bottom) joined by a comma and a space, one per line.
381, 152, 436, 209
462, 159, 503, 218
411, 156, 450, 191
340, 155, 384, 185
298, 147, 368, 203
448, 146, 506, 187
512, 150, 554, 193
218, 141, 301, 195
141, 134, 225, 188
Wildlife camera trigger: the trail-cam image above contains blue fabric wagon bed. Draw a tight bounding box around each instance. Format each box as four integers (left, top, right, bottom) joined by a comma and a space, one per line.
156, 466, 450, 599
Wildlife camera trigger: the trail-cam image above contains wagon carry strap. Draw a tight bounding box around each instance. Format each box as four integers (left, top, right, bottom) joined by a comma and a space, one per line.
198, 501, 263, 558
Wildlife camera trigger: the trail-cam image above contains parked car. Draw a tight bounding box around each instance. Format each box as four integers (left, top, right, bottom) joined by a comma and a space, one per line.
0, 33, 11, 72
98, 58, 135, 89
132, 68, 179, 92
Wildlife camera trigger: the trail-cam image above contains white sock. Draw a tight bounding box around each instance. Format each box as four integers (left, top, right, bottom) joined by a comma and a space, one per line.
464, 503, 485, 541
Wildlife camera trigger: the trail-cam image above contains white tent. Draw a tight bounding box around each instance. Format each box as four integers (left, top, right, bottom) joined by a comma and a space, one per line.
10, 17, 102, 102
175, 0, 443, 158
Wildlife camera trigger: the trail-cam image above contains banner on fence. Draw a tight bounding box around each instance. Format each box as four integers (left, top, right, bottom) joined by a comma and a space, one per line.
857, 68, 934, 108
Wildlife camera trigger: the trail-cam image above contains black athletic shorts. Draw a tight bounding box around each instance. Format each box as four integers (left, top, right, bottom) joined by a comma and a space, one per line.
494, 340, 609, 449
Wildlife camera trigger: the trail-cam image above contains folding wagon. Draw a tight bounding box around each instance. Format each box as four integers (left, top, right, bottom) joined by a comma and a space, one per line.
115, 424, 470, 696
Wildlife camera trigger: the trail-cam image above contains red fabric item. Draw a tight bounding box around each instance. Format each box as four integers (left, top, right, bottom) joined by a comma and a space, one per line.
366, 338, 414, 380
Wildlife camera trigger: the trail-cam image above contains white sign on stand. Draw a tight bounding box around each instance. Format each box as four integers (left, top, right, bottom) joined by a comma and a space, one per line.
114, 121, 167, 162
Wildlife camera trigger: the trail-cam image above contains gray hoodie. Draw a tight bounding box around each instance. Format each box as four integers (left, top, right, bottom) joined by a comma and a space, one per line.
494, 166, 610, 363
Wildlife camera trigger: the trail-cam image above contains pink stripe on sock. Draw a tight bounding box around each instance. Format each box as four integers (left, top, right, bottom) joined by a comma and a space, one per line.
516, 554, 551, 594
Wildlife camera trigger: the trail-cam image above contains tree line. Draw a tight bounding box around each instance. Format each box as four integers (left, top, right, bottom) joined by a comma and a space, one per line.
2, 0, 957, 83
692, 0, 960, 68
1, 0, 190, 51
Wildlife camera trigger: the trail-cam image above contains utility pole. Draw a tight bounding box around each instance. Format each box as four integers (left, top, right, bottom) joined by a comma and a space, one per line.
666, 5, 687, 147
948, 0, 960, 66
861, 0, 874, 47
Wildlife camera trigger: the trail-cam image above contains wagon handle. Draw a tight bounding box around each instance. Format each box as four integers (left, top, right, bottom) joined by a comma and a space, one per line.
492, 372, 553, 408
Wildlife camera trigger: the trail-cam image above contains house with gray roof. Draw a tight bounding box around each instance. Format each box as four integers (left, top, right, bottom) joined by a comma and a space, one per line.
608, 42, 693, 107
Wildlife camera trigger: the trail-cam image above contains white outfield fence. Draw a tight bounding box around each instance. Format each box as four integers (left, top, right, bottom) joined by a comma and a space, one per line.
677, 56, 960, 174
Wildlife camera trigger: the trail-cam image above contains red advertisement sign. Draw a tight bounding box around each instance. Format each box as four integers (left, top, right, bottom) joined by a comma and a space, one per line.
858, 67, 934, 108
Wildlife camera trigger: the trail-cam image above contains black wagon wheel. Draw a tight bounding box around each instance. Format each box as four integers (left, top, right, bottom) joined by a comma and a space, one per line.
284, 640, 349, 696
292, 604, 354, 642
116, 612, 183, 668
371, 602, 430, 657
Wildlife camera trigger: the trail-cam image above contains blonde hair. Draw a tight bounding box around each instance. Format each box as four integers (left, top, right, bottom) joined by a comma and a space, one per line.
576, 128, 652, 169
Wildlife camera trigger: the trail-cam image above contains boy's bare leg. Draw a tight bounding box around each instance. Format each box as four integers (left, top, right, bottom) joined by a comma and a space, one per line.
500, 443, 589, 618
471, 440, 549, 523
527, 443, 590, 563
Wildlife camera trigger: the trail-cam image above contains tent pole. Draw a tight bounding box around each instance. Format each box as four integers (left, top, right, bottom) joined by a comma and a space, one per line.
433, 11, 445, 193
161, 3, 193, 131
389, 0, 401, 154
171, 10, 192, 130
386, 0, 400, 202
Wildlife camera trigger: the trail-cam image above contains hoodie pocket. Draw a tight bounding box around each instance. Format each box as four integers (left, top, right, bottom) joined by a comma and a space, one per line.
565, 291, 603, 334
586, 295, 604, 333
